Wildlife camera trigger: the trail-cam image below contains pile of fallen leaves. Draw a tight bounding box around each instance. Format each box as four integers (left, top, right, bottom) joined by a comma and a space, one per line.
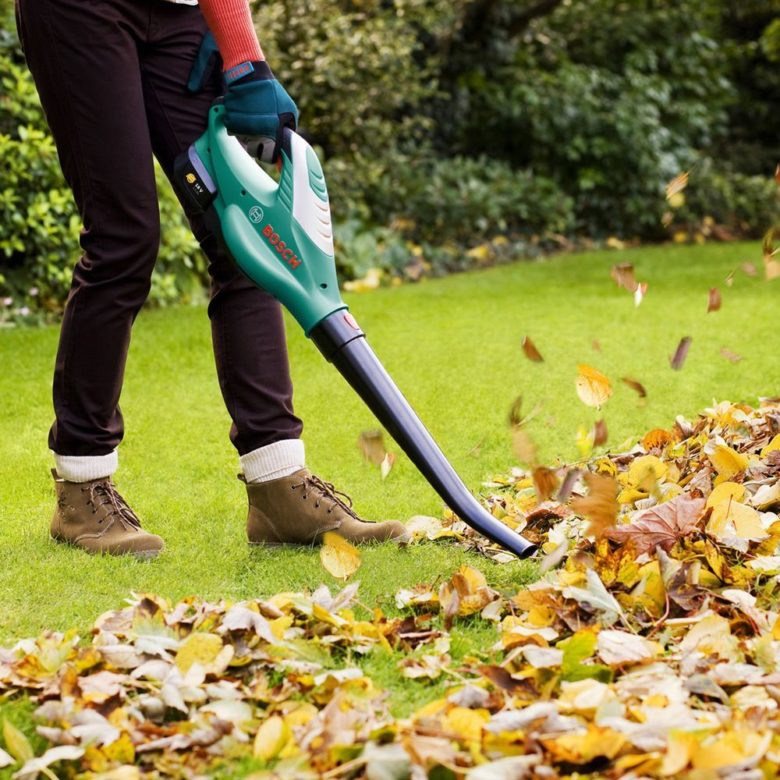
5, 400, 780, 778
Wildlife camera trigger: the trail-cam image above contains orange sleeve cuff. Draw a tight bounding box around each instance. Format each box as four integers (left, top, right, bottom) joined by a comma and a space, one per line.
198, 0, 263, 71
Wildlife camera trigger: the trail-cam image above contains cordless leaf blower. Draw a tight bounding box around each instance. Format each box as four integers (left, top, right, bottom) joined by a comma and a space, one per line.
174, 105, 536, 558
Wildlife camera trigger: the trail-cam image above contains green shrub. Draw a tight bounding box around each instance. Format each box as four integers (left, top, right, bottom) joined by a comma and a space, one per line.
0, 27, 206, 324
674, 158, 780, 238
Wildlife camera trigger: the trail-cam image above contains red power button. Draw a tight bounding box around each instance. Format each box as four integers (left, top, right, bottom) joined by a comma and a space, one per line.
344, 312, 360, 330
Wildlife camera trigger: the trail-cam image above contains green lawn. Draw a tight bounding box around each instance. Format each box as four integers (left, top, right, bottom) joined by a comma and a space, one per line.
0, 241, 776, 707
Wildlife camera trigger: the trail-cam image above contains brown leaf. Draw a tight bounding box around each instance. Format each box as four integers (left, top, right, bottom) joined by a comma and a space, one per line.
357, 430, 386, 466
666, 172, 689, 200
606, 494, 706, 555
741, 261, 758, 277
610, 263, 638, 292
763, 228, 780, 280
720, 347, 742, 364
521, 335, 544, 362
593, 419, 608, 447
776, 162, 780, 186
642, 428, 672, 451
592, 339, 602, 352
707, 287, 721, 313
512, 428, 538, 467
532, 467, 559, 503
621, 376, 647, 398
571, 473, 619, 539
557, 468, 582, 503
670, 336, 692, 371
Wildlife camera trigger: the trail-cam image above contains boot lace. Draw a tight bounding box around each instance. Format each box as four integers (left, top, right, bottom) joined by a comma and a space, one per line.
81, 481, 142, 529
291, 474, 361, 520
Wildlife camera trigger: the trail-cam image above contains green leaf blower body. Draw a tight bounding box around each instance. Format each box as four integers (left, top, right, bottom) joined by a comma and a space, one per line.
174, 105, 535, 558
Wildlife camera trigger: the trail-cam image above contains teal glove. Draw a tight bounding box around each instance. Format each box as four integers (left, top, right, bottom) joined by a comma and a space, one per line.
188, 34, 299, 161
187, 31, 221, 94
222, 60, 299, 151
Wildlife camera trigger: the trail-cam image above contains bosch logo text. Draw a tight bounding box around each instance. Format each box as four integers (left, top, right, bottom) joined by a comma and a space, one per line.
262, 224, 301, 269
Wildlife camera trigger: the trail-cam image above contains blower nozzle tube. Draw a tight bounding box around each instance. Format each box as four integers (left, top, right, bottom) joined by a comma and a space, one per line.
311, 312, 537, 559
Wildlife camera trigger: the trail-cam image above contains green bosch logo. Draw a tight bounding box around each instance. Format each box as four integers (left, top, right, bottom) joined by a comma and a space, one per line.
248, 205, 264, 224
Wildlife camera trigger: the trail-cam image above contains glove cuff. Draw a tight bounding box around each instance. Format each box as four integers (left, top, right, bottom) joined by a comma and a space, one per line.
224, 60, 274, 85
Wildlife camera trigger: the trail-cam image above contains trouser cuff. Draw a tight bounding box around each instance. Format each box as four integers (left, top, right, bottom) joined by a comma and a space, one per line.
240, 439, 305, 483
52, 450, 118, 482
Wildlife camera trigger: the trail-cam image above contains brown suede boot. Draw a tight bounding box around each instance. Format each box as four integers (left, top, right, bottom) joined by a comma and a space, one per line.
243, 468, 409, 546
51, 470, 164, 558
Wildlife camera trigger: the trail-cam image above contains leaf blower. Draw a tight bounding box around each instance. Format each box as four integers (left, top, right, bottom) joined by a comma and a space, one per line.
174, 105, 536, 558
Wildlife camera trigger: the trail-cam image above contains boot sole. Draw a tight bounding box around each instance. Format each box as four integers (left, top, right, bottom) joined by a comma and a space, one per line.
248, 535, 410, 548
51, 535, 163, 560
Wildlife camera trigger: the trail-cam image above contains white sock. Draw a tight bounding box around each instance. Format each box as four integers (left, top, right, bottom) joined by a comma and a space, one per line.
240, 439, 305, 484
52, 450, 118, 483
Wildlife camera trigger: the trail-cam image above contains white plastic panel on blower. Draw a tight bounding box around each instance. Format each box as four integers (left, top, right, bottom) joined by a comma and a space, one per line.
290, 133, 334, 257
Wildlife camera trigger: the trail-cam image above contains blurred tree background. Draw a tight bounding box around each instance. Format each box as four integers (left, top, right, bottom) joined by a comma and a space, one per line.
0, 0, 778, 321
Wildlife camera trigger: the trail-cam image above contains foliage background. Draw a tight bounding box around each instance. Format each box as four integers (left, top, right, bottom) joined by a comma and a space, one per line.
0, 0, 778, 321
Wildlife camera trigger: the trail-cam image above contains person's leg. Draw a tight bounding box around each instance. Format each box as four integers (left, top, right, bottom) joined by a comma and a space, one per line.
17, 0, 161, 481
16, 0, 164, 555
138, 3, 304, 483
137, 7, 406, 544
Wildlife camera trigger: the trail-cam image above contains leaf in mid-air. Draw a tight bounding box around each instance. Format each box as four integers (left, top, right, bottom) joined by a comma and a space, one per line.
707, 287, 722, 313
575, 364, 613, 408
571, 472, 619, 539
670, 336, 692, 370
521, 335, 544, 362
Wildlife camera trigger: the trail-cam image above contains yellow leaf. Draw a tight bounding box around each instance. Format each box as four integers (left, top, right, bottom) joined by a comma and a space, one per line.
691, 731, 769, 770
666, 172, 689, 200
442, 707, 490, 742
320, 532, 361, 580
2, 719, 33, 763
575, 364, 612, 408
576, 425, 594, 459
761, 434, 780, 457
707, 444, 748, 480
667, 191, 685, 209
627, 455, 667, 491
661, 730, 698, 776
706, 481, 746, 508
174, 632, 223, 674
254, 716, 291, 761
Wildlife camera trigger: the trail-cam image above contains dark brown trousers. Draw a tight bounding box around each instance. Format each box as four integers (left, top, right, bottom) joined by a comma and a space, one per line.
15, 0, 303, 457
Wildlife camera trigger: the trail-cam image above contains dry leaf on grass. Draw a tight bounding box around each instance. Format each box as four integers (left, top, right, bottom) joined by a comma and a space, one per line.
720, 348, 742, 364
606, 494, 706, 554
575, 364, 612, 409
521, 335, 544, 362
320, 532, 361, 580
